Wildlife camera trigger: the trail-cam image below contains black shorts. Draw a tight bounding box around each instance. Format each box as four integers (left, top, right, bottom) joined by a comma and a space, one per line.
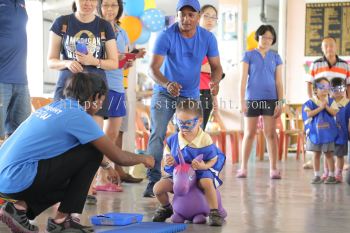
245, 100, 277, 117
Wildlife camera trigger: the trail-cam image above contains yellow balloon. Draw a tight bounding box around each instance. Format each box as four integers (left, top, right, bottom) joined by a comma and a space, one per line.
120, 16, 142, 44
246, 31, 258, 51
144, 0, 156, 10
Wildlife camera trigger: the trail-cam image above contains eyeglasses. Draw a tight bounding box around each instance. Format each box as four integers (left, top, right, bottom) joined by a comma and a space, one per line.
176, 117, 199, 132
203, 14, 218, 21
331, 85, 346, 93
259, 35, 274, 41
101, 4, 119, 9
80, 0, 98, 2
316, 83, 330, 90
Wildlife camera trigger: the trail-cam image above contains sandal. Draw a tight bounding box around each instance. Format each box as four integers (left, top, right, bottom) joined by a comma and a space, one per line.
236, 169, 247, 178
270, 170, 281, 179
95, 183, 123, 192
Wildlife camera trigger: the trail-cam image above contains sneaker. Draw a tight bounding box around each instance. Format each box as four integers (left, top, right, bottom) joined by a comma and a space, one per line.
208, 209, 223, 226
46, 215, 94, 232
311, 176, 323, 184
270, 170, 282, 179
324, 176, 338, 184
236, 169, 247, 178
143, 181, 156, 198
121, 174, 143, 183
152, 205, 173, 222
0, 202, 39, 233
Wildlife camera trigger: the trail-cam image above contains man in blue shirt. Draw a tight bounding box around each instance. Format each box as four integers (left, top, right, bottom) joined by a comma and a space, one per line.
0, 0, 31, 140
144, 0, 223, 197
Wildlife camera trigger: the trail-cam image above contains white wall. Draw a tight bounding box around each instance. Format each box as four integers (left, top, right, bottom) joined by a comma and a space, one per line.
285, 0, 350, 103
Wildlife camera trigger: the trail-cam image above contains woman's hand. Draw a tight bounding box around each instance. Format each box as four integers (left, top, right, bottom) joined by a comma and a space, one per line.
75, 51, 98, 66
65, 60, 84, 73
106, 168, 121, 186
191, 160, 207, 170
123, 60, 134, 69
273, 104, 282, 118
240, 100, 247, 114
135, 48, 146, 59
142, 155, 155, 168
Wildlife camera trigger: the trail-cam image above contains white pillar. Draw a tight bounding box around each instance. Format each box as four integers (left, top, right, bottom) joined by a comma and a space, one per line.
278, 0, 287, 95
26, 0, 44, 96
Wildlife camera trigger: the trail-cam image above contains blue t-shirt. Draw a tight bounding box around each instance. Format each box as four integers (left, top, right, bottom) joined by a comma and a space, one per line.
0, 99, 105, 193
302, 97, 338, 144
105, 25, 129, 93
0, 0, 28, 84
242, 49, 283, 100
334, 98, 350, 145
50, 14, 115, 88
153, 23, 219, 99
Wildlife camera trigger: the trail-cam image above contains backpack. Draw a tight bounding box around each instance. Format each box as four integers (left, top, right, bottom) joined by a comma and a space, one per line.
59, 14, 107, 58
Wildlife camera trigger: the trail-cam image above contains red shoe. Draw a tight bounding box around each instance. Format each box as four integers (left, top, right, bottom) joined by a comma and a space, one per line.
95, 183, 123, 192
321, 173, 328, 181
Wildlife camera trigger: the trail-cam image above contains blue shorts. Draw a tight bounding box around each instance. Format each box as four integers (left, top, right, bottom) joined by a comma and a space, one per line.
107, 90, 126, 117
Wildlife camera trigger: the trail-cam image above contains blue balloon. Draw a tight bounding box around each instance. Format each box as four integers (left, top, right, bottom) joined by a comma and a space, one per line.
124, 0, 145, 17
141, 9, 165, 32
135, 27, 151, 44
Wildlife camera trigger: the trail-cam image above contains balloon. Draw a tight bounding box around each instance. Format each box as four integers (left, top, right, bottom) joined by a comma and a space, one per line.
120, 16, 142, 44
144, 0, 156, 10
135, 27, 151, 44
246, 31, 258, 51
124, 0, 144, 17
141, 8, 165, 32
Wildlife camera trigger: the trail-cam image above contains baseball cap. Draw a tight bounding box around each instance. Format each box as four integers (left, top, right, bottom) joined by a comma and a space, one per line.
176, 0, 201, 12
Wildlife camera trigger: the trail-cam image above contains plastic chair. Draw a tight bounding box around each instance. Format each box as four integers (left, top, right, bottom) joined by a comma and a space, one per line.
282, 105, 305, 161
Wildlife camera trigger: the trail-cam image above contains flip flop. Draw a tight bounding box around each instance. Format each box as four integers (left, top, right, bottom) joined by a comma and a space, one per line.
95, 183, 123, 192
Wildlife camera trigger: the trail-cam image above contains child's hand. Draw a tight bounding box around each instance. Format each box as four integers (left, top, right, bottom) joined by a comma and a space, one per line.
165, 154, 175, 166
320, 100, 327, 109
191, 160, 207, 170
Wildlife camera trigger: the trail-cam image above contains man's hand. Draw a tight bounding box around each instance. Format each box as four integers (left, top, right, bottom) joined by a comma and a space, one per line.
166, 82, 182, 97
209, 81, 220, 96
143, 155, 155, 168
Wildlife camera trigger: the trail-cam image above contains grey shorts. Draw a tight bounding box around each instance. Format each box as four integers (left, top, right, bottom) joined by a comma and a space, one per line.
306, 138, 334, 153
334, 144, 348, 157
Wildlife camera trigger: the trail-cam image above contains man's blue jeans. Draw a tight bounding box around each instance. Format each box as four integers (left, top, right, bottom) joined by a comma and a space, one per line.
0, 83, 31, 138
146, 91, 192, 183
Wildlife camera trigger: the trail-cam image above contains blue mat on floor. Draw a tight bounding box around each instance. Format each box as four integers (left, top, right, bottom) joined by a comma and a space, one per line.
100, 222, 187, 233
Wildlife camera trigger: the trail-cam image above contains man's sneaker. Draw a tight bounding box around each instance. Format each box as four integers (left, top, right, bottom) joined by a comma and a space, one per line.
321, 172, 328, 181
335, 173, 343, 183
311, 176, 323, 184
324, 176, 338, 184
152, 205, 173, 222
143, 181, 155, 198
46, 215, 94, 232
0, 202, 39, 233
208, 209, 223, 226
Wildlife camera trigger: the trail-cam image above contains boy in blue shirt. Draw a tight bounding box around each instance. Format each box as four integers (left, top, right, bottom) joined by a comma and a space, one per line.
302, 77, 338, 184
0, 73, 154, 233
321, 78, 350, 182
152, 99, 226, 226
